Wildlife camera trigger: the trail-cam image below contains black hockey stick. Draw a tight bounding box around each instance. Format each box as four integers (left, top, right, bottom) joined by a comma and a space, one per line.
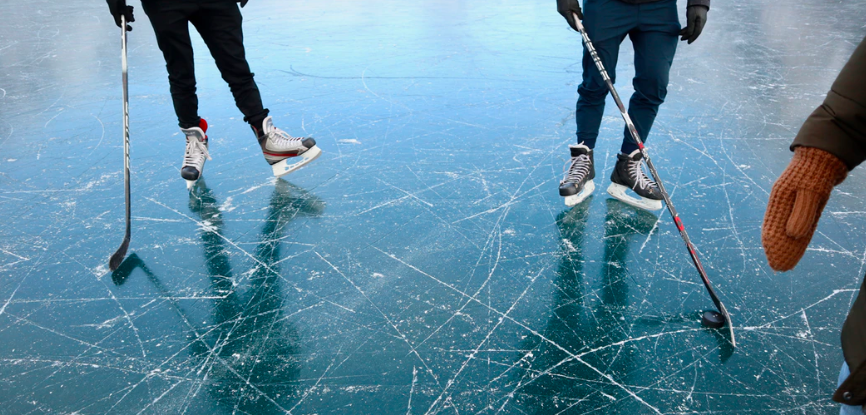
109, 15, 131, 271
573, 13, 735, 346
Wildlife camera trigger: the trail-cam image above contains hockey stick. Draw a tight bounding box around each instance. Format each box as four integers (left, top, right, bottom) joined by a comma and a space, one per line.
572, 13, 735, 347
109, 15, 131, 271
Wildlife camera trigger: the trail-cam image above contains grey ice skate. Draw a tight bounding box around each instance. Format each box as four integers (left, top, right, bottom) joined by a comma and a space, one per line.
257, 116, 321, 177
180, 121, 211, 190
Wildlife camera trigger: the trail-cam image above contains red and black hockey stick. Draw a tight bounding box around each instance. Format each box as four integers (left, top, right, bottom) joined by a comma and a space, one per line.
573, 13, 735, 346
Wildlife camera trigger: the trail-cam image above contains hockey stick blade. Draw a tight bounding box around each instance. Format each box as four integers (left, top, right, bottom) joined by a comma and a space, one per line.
717, 299, 736, 347
108, 235, 130, 271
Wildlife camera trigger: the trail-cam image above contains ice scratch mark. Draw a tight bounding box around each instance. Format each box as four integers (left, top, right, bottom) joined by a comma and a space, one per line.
354, 180, 453, 216
131, 216, 184, 223
0, 247, 30, 261
0, 251, 44, 316
88, 114, 105, 157
0, 279, 24, 316
407, 366, 418, 415
638, 214, 662, 255
377, 177, 434, 207
233, 177, 277, 195
800, 310, 820, 390
858, 243, 866, 281
0, 119, 11, 149
133, 379, 183, 415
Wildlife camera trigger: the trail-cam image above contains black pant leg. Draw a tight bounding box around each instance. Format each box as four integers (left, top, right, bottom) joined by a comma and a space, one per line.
142, 1, 200, 128
190, 3, 268, 125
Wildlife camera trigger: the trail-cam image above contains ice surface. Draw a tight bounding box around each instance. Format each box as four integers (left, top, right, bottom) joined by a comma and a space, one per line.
2, 0, 866, 413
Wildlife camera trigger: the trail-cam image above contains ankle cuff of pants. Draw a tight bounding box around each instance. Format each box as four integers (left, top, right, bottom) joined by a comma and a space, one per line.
179, 117, 201, 129
621, 142, 639, 154
577, 136, 598, 149
244, 108, 270, 125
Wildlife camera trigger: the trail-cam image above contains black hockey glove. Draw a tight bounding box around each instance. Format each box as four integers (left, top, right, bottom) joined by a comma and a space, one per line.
679, 5, 708, 44
106, 0, 135, 31
556, 0, 583, 31
238, 0, 249, 7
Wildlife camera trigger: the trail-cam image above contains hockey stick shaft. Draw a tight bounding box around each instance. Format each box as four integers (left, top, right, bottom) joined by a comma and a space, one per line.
573, 14, 735, 346
109, 16, 131, 271
122, 16, 130, 241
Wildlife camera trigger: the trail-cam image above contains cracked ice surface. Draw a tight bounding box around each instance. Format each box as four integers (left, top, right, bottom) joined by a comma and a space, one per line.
2, 0, 866, 413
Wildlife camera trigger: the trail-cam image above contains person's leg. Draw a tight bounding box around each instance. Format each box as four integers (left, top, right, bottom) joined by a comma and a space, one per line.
141, 1, 200, 128
620, 0, 680, 154
188, 2, 320, 177
189, 3, 268, 132
575, 0, 635, 149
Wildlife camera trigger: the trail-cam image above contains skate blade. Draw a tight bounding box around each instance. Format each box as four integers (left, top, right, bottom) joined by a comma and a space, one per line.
186, 179, 197, 190
606, 183, 663, 211
563, 180, 595, 207
271, 146, 322, 177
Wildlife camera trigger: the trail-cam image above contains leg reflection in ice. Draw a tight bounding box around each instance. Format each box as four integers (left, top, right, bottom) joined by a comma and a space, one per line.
186, 178, 324, 413
518, 200, 656, 412
515, 202, 593, 412
597, 199, 657, 350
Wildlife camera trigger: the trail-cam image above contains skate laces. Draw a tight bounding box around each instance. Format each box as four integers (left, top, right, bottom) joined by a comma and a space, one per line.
183, 136, 211, 168
267, 127, 302, 148
628, 158, 655, 191
563, 154, 591, 184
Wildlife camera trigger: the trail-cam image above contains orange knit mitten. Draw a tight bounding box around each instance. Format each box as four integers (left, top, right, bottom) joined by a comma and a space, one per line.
762, 147, 848, 271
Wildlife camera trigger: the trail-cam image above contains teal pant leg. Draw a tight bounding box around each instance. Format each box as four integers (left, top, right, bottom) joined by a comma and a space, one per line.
575, 0, 636, 149
575, 0, 680, 153
621, 0, 680, 154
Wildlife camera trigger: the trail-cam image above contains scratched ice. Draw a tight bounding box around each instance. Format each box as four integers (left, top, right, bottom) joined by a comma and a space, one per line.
2, 0, 866, 413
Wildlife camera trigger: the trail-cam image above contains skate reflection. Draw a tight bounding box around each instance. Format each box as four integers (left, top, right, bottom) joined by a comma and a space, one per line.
109, 180, 324, 411
185, 178, 324, 413
517, 199, 655, 412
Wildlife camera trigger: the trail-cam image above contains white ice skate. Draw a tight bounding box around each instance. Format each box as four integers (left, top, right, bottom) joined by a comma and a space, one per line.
559, 143, 595, 207
606, 149, 663, 211
258, 116, 321, 177
180, 119, 212, 190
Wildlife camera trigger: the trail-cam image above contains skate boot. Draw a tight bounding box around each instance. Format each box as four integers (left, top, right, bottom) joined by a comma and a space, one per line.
559, 143, 595, 207
607, 149, 663, 211
180, 119, 212, 190
255, 116, 321, 177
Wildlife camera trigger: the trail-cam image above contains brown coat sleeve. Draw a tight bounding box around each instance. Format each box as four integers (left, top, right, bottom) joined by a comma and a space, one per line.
792, 36, 866, 170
